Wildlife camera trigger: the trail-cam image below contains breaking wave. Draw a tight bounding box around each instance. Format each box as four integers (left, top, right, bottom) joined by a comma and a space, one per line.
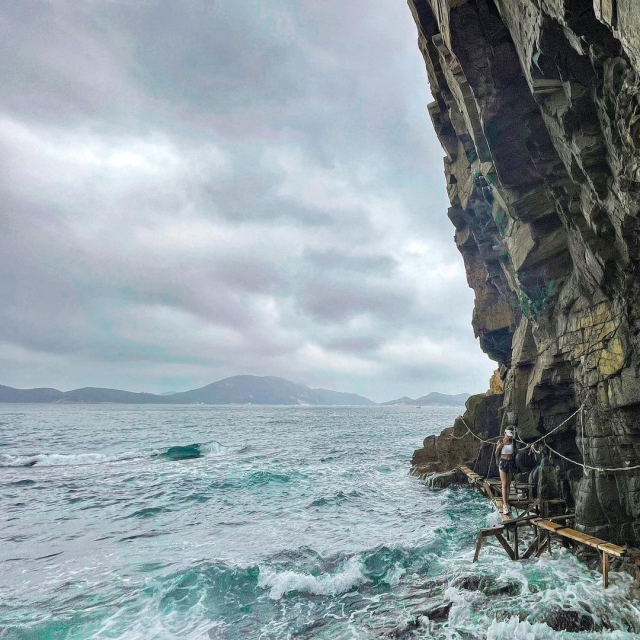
0, 441, 227, 467
156, 441, 226, 461
257, 555, 367, 599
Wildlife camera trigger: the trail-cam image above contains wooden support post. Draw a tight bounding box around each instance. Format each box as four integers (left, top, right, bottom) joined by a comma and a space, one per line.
514, 525, 519, 560
495, 532, 516, 560
602, 552, 609, 589
473, 532, 484, 563
536, 532, 550, 557
522, 537, 539, 559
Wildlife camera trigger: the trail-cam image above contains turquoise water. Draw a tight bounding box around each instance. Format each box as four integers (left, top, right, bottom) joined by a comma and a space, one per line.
1, 405, 640, 639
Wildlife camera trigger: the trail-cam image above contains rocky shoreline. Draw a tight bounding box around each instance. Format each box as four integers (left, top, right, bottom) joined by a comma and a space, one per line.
408, 0, 640, 546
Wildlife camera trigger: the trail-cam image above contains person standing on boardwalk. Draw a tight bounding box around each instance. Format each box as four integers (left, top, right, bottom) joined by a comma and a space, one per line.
496, 428, 517, 515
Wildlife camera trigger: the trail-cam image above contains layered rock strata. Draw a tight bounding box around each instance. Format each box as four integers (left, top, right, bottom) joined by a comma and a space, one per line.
408, 0, 640, 545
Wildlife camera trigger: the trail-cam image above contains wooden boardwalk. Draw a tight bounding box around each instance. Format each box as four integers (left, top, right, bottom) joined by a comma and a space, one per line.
457, 465, 640, 588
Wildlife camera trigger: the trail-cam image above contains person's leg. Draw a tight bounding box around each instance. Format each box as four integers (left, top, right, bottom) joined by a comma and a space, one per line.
500, 468, 508, 510
506, 472, 512, 512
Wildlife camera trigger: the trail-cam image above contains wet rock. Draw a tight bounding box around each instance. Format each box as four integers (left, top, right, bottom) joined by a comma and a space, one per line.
452, 574, 489, 591
427, 469, 466, 488
411, 392, 502, 479
421, 602, 451, 621
485, 581, 521, 597
408, 0, 640, 546
541, 607, 594, 633
453, 573, 521, 597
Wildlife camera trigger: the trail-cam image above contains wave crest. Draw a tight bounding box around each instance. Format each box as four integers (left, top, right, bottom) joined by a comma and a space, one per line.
257, 556, 366, 600
0, 440, 227, 467
159, 441, 225, 461
0, 452, 115, 467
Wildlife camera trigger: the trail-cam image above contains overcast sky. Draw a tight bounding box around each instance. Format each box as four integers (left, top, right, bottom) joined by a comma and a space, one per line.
0, 0, 494, 402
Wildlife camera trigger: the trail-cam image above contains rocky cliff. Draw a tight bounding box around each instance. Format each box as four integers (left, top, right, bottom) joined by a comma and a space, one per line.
408, 0, 640, 545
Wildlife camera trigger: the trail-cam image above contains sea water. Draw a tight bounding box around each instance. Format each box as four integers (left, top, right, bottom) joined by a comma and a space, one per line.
1, 404, 640, 639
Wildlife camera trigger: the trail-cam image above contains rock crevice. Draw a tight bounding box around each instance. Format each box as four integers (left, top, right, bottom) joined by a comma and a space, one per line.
408, 0, 640, 544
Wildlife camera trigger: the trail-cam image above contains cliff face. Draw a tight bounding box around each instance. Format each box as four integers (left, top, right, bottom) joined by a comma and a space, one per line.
408, 0, 640, 545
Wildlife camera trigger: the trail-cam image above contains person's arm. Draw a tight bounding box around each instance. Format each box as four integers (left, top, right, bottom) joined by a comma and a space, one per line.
496, 440, 503, 454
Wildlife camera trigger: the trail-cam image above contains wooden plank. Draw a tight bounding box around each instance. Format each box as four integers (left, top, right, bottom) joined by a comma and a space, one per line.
494, 532, 516, 560
480, 525, 504, 536
535, 520, 566, 532
505, 500, 537, 508
473, 532, 484, 563
580, 537, 607, 550
598, 542, 627, 558
547, 513, 575, 523
503, 513, 538, 527
556, 529, 598, 544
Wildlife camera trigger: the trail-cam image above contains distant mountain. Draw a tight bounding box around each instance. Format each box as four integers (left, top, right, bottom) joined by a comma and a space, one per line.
0, 385, 64, 403
415, 392, 470, 406
382, 392, 470, 406
0, 376, 375, 406
381, 396, 414, 405
60, 387, 165, 404
164, 376, 374, 405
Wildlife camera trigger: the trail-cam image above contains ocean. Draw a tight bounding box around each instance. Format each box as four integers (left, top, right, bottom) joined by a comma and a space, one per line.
1, 404, 640, 639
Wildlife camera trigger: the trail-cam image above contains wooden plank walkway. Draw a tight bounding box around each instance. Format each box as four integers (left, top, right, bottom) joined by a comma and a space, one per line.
457, 465, 640, 588
529, 518, 636, 588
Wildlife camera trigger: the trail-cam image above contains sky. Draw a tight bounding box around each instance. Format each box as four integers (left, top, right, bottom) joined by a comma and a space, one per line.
0, 0, 495, 402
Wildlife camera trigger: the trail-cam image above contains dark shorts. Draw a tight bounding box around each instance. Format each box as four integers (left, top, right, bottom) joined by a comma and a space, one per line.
499, 458, 515, 474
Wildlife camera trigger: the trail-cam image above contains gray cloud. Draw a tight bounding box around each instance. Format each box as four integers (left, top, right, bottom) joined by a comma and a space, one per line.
0, 0, 494, 401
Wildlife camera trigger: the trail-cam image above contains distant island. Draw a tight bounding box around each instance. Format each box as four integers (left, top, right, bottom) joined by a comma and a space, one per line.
0, 375, 375, 406
0, 376, 471, 407
382, 392, 470, 407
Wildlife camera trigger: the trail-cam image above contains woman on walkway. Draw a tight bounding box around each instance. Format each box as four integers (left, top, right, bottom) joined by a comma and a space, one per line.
496, 428, 517, 515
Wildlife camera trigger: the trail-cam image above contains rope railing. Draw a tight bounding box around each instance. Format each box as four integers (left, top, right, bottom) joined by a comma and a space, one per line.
543, 441, 640, 473
451, 402, 640, 474
455, 417, 502, 444
515, 404, 584, 448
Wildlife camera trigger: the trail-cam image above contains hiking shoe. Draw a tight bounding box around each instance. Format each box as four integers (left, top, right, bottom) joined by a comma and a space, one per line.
502, 503, 509, 515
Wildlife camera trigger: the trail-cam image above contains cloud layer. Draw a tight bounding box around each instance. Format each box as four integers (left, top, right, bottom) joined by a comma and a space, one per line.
0, 0, 494, 401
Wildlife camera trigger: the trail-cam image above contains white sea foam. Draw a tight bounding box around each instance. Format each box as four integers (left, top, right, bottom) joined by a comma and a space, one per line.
0, 452, 117, 467
486, 616, 640, 640
0, 440, 227, 467
257, 556, 367, 599
486, 616, 558, 640
200, 441, 226, 455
